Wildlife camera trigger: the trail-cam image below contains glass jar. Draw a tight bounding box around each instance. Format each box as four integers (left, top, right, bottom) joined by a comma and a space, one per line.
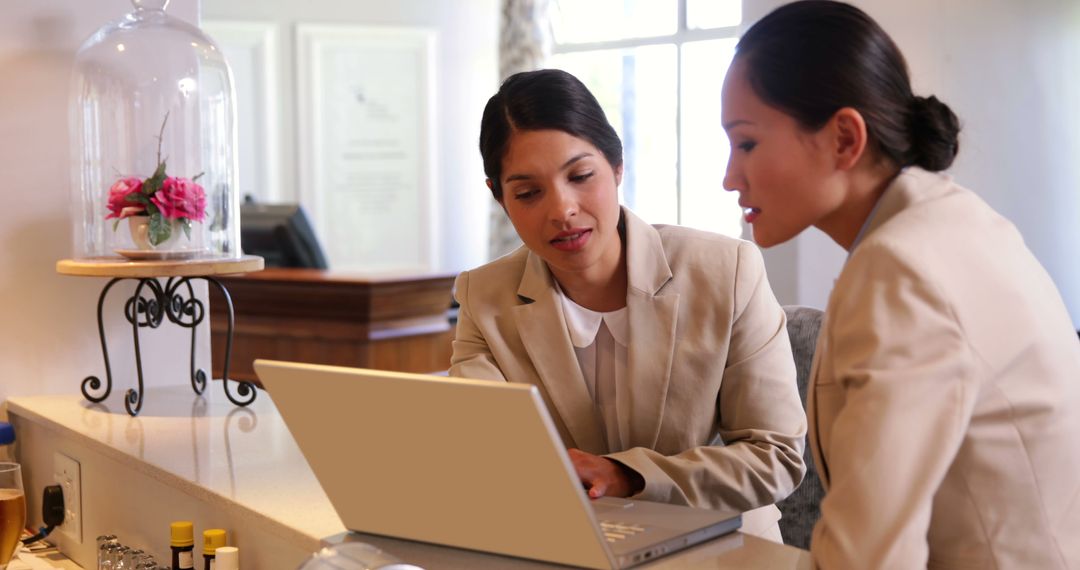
69, 0, 241, 261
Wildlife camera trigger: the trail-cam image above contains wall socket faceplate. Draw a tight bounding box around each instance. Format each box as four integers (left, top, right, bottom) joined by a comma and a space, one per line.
53, 452, 83, 544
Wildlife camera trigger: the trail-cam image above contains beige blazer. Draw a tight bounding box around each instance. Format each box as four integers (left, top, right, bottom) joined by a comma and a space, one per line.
451, 208, 807, 537
809, 168, 1080, 569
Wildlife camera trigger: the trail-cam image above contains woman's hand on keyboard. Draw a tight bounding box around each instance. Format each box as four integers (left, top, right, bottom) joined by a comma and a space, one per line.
567, 448, 644, 499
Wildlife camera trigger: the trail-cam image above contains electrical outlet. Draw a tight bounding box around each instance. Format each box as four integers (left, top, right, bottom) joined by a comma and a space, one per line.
53, 453, 83, 544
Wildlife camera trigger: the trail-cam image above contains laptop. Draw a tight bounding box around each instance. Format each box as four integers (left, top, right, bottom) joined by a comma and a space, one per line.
254, 360, 742, 569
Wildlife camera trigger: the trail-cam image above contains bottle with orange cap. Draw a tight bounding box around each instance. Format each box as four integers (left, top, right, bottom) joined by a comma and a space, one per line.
202, 529, 226, 570
170, 521, 195, 570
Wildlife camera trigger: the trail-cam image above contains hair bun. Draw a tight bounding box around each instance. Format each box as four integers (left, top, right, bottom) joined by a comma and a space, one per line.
908, 95, 960, 171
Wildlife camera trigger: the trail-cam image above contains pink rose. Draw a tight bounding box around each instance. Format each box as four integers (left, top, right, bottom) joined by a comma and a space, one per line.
105, 177, 145, 219
151, 177, 207, 221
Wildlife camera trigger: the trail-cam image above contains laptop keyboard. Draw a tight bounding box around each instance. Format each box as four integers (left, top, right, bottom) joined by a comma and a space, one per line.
600, 520, 648, 543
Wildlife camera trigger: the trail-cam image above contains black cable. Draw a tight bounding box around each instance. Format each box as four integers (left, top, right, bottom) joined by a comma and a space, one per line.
21, 525, 55, 545
22, 484, 64, 545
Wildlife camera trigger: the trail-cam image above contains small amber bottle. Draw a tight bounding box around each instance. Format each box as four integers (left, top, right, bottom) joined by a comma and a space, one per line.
202, 529, 227, 570
170, 521, 195, 570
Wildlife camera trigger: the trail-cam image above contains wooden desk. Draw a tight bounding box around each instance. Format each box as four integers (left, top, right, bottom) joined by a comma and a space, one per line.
208, 268, 456, 384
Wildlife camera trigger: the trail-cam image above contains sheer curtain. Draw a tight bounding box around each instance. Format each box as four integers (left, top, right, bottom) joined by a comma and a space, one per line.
487, 0, 552, 260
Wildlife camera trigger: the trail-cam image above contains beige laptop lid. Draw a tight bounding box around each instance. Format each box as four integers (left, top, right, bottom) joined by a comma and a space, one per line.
255, 359, 615, 569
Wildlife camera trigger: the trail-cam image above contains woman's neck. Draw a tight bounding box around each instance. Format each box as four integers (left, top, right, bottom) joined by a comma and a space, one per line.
818, 160, 900, 251
551, 246, 628, 313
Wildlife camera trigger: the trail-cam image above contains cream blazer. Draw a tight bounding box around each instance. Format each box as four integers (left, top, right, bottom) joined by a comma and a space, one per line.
451, 208, 807, 537
809, 168, 1080, 569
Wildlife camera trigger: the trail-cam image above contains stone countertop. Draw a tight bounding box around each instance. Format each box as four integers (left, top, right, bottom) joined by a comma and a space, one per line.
7, 385, 347, 554
6, 386, 811, 570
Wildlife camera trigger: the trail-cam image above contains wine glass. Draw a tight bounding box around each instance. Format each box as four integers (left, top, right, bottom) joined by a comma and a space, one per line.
0, 463, 25, 569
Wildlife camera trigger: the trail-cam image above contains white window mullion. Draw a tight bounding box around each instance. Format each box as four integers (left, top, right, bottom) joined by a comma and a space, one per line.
552, 25, 739, 55
675, 0, 687, 224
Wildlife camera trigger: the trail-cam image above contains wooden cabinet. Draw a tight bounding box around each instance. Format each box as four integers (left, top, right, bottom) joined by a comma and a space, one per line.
208, 268, 456, 384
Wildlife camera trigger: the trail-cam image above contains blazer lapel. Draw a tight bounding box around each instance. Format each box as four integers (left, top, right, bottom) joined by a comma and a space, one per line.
806, 314, 830, 489
514, 251, 607, 454
622, 209, 679, 449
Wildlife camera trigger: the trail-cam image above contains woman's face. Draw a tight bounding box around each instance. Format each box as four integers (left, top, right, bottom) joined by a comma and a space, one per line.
495, 129, 623, 282
721, 58, 845, 247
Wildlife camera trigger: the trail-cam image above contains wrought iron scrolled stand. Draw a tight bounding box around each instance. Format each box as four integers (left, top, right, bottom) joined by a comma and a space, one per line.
82, 276, 257, 416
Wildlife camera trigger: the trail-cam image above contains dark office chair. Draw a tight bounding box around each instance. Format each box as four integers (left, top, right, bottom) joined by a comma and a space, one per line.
776, 305, 825, 549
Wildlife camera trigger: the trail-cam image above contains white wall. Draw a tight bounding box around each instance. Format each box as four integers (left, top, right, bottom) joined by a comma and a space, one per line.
6, 0, 1074, 413
744, 0, 1080, 328
0, 0, 498, 410
202, 0, 499, 274
0, 0, 213, 409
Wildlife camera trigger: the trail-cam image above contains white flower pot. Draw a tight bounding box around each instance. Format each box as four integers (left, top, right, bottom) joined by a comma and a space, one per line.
128, 216, 181, 251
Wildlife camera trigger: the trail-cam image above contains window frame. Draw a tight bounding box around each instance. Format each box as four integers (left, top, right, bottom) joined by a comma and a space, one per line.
551, 0, 741, 226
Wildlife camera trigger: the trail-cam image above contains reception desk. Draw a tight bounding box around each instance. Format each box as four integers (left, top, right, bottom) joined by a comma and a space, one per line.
208, 269, 457, 384
6, 388, 812, 569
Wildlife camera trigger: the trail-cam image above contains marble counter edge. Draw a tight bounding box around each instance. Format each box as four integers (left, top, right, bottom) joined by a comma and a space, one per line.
5, 397, 340, 552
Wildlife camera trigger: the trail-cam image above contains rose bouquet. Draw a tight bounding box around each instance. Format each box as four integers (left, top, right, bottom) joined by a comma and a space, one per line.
105, 114, 206, 247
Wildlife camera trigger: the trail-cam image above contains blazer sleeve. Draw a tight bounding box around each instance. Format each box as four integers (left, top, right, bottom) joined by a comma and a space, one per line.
811, 242, 978, 569
608, 242, 807, 512
448, 270, 507, 381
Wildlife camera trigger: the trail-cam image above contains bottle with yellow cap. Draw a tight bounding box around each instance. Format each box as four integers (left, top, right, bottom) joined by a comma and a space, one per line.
170, 521, 195, 570
202, 529, 227, 570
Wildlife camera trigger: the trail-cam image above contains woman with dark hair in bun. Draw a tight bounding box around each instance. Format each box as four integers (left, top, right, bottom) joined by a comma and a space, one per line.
722, 1, 1080, 567
452, 68, 808, 540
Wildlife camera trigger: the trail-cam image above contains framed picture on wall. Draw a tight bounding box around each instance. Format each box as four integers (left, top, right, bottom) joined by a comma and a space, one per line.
296, 24, 437, 273
202, 20, 282, 204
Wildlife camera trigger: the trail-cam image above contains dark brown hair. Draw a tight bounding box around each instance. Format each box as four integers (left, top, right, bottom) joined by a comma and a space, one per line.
736, 0, 960, 171
479, 69, 623, 200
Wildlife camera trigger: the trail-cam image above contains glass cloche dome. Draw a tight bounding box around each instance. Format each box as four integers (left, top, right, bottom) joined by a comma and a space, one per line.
69, 0, 240, 260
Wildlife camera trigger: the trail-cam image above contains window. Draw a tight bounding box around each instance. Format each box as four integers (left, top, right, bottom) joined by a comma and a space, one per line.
550, 0, 743, 238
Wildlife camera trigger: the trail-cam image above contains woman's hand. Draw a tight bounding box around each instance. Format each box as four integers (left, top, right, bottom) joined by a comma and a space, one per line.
567, 448, 645, 499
